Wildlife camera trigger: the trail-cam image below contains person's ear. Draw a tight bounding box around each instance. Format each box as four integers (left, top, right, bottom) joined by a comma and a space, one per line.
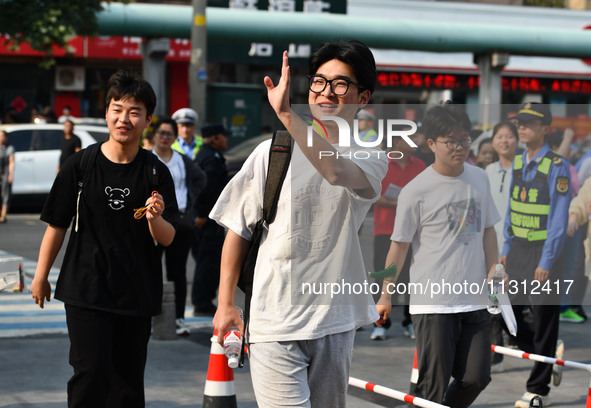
427, 138, 436, 153
357, 89, 371, 107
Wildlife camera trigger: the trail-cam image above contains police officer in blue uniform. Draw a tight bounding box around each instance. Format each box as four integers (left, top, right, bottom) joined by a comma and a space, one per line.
499, 102, 571, 408
191, 123, 229, 316
171, 108, 203, 159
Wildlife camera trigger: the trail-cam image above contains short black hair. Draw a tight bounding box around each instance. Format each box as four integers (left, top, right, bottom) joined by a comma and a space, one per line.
547, 130, 564, 149
492, 121, 518, 141
309, 40, 377, 94
153, 117, 178, 136
105, 70, 156, 117
422, 102, 471, 141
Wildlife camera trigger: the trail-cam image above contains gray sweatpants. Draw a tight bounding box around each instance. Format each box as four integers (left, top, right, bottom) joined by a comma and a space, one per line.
249, 330, 356, 408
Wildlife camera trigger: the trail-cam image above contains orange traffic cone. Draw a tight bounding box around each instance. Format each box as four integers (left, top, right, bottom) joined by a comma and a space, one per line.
203, 329, 237, 408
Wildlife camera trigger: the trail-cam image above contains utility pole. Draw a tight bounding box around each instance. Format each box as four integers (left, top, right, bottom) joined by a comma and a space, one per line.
475, 52, 509, 129
141, 38, 170, 118
190, 0, 207, 127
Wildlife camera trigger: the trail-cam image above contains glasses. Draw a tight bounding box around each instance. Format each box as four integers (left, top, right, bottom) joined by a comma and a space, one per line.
436, 138, 471, 150
156, 130, 175, 138
308, 75, 364, 96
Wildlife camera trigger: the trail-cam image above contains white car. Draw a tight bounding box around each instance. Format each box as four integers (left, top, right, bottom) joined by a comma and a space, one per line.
0, 123, 110, 198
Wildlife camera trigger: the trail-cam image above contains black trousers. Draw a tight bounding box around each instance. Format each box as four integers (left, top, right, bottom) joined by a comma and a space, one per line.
191, 220, 225, 308
491, 314, 504, 364
505, 239, 563, 396
413, 310, 491, 408
160, 221, 194, 318
65, 304, 152, 408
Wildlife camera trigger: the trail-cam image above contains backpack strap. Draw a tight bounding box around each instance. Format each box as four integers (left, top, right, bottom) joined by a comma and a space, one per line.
262, 130, 292, 224
144, 149, 158, 192
238, 130, 292, 368
75, 143, 101, 232
77, 143, 101, 192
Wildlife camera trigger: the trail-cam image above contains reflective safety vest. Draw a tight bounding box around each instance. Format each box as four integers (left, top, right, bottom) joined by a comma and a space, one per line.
171, 136, 203, 160
360, 128, 378, 142
509, 152, 556, 241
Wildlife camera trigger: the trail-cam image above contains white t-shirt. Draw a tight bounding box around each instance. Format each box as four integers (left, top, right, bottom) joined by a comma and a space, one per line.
154, 150, 188, 212
210, 139, 387, 343
392, 164, 500, 315
485, 161, 513, 253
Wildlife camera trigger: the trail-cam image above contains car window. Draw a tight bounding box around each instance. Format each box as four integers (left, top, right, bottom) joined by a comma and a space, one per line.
30, 129, 64, 151
87, 130, 109, 143
7, 130, 33, 152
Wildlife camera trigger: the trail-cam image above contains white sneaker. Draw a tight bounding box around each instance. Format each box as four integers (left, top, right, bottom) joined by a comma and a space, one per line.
491, 362, 504, 373
404, 323, 416, 339
176, 318, 190, 336
514, 392, 551, 408
370, 327, 387, 340
552, 339, 564, 386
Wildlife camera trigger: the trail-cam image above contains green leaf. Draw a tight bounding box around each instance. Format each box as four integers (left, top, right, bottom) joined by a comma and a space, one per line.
0, 0, 126, 67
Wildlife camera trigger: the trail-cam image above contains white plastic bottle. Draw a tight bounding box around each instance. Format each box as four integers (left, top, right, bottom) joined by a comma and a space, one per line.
223, 306, 243, 368
487, 264, 504, 315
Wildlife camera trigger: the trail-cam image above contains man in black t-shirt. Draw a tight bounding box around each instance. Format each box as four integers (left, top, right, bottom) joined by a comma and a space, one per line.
31, 70, 177, 408
58, 119, 81, 172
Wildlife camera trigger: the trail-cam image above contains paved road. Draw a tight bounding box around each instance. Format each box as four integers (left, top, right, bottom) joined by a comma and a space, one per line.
0, 214, 212, 338
1, 214, 590, 407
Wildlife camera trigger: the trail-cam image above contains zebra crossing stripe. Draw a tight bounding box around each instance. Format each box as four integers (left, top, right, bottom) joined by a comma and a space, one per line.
0, 252, 66, 338
0, 252, 212, 338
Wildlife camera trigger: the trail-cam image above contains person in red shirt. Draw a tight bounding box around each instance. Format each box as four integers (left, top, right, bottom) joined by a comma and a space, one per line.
371, 132, 426, 340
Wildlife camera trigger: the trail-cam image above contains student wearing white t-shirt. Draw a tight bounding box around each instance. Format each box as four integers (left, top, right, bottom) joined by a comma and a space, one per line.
377, 103, 500, 408
210, 40, 387, 407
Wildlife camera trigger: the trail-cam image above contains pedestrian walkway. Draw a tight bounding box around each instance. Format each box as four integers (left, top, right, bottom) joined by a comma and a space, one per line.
0, 250, 212, 338
0, 251, 65, 338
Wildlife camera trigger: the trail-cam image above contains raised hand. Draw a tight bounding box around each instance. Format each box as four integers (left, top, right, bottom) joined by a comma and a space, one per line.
263, 51, 292, 130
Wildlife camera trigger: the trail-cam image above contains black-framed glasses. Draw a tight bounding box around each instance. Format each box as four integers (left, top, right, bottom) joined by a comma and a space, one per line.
436, 138, 471, 150
308, 75, 364, 96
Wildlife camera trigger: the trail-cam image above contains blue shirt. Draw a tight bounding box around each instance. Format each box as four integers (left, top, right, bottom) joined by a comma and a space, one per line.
501, 144, 571, 271
177, 136, 196, 158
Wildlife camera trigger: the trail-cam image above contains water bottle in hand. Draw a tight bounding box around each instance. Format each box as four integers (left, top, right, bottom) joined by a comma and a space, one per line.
487, 264, 504, 315
223, 306, 243, 368
223, 327, 242, 368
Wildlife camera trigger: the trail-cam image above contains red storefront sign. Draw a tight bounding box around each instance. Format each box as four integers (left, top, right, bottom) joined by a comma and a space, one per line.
0, 35, 191, 61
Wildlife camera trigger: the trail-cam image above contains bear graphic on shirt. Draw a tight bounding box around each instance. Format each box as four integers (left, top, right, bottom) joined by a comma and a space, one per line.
105, 186, 130, 210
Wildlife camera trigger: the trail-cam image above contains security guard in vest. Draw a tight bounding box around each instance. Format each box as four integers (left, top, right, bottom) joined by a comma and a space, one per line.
171, 108, 203, 159
499, 102, 571, 408
356, 109, 378, 142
